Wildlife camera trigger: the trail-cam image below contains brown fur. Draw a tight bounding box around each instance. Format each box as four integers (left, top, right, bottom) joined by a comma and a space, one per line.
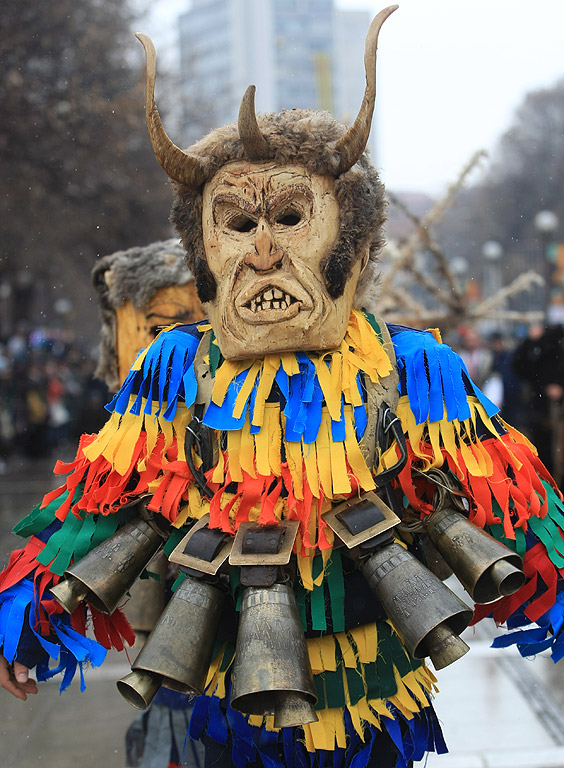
91, 240, 194, 390
170, 109, 386, 304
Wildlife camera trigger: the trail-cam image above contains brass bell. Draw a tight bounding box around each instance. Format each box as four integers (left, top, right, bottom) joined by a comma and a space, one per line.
421, 535, 453, 581
50, 517, 164, 615
273, 691, 318, 729
49, 575, 89, 613
423, 623, 470, 671
361, 542, 473, 669
425, 506, 526, 604
117, 669, 163, 709
231, 583, 318, 727
122, 552, 168, 640
117, 574, 225, 709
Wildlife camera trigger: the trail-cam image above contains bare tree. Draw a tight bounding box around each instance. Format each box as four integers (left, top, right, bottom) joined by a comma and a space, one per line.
436, 79, 564, 314
0, 0, 175, 338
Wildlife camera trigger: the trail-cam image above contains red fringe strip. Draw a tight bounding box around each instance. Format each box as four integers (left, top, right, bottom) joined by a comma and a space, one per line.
471, 541, 559, 625
396, 434, 560, 541
90, 606, 135, 651
0, 537, 47, 591
38, 431, 195, 525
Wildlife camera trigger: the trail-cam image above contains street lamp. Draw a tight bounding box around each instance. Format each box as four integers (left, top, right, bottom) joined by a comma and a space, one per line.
481, 241, 504, 332
481, 241, 504, 296
534, 209, 559, 317
451, 256, 469, 282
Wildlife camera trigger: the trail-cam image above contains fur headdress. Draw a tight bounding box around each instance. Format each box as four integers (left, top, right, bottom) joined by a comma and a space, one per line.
170, 111, 385, 307
136, 7, 398, 308
91, 240, 193, 389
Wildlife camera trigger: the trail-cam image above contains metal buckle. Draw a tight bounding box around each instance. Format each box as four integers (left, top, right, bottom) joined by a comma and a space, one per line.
229, 520, 300, 566
323, 491, 400, 549
168, 514, 232, 575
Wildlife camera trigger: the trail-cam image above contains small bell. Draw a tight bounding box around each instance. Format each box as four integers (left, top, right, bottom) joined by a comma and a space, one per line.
361, 542, 472, 668
51, 517, 164, 615
117, 574, 224, 709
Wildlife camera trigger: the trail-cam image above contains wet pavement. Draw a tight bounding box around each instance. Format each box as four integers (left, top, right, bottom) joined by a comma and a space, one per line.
2, 455, 564, 767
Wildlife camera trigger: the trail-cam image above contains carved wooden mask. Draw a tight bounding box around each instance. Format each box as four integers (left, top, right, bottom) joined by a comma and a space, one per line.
202, 161, 364, 360
114, 283, 204, 381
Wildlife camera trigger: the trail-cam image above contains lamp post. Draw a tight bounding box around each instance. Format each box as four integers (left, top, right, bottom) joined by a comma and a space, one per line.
451, 256, 469, 287
534, 210, 559, 319
481, 241, 504, 332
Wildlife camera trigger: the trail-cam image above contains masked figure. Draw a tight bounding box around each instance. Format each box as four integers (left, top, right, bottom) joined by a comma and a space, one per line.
92, 240, 206, 768
2, 7, 564, 768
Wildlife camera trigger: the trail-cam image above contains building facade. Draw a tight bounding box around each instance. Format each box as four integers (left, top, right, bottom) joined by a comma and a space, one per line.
178, 0, 375, 159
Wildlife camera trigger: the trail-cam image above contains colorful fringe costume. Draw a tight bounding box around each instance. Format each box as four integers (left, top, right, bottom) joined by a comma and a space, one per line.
2, 309, 564, 767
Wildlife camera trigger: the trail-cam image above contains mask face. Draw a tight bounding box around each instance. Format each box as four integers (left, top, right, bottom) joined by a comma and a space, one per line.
202, 161, 362, 359
114, 284, 204, 380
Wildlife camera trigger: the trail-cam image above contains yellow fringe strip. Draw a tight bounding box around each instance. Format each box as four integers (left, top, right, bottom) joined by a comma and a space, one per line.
222, 403, 375, 503
287, 663, 435, 752
209, 310, 394, 431
397, 394, 510, 476
82, 396, 192, 472
79, 313, 390, 548
204, 623, 438, 753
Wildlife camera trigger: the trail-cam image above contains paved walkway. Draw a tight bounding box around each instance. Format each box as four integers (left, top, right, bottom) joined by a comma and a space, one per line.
2, 456, 564, 767
3, 635, 564, 768
427, 633, 564, 768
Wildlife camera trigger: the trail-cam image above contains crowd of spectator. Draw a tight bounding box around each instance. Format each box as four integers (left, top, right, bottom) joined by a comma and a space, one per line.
0, 324, 109, 471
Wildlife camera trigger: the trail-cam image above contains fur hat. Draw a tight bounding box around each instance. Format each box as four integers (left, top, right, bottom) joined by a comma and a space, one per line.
170, 109, 386, 308
91, 240, 193, 390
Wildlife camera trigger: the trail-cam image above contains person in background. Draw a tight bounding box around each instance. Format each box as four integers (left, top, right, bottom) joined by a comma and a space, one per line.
482, 332, 525, 428
513, 323, 564, 486
458, 326, 494, 390
92, 239, 205, 768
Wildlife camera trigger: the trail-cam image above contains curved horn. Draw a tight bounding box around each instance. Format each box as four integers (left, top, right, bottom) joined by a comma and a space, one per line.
238, 85, 269, 160
136, 34, 206, 188
335, 5, 398, 175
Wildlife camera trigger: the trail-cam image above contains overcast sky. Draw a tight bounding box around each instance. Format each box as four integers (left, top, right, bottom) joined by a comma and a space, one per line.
365, 0, 564, 194
146, 0, 564, 195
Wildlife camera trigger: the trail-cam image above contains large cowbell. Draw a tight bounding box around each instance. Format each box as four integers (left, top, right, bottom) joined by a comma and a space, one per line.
361, 542, 473, 670
231, 583, 318, 728
424, 506, 525, 604
50, 517, 164, 615
117, 574, 225, 709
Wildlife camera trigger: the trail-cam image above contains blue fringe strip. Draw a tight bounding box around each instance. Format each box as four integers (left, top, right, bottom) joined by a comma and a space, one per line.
105, 322, 368, 446
106, 325, 201, 421
188, 690, 447, 767
491, 591, 564, 662
389, 326, 498, 425
0, 579, 106, 692
203, 351, 367, 444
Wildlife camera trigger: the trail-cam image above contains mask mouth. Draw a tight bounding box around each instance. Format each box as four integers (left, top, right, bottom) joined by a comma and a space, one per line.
238, 286, 302, 323
244, 285, 300, 313
235, 275, 313, 324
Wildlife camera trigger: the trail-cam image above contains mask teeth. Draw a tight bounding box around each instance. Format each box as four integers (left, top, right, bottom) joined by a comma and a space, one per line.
248, 287, 296, 312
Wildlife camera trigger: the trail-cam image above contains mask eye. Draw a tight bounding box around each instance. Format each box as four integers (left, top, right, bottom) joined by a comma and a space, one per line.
229, 215, 257, 233
276, 210, 301, 226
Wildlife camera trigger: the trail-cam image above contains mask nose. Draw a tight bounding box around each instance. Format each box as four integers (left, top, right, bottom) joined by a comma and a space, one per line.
244, 219, 283, 272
